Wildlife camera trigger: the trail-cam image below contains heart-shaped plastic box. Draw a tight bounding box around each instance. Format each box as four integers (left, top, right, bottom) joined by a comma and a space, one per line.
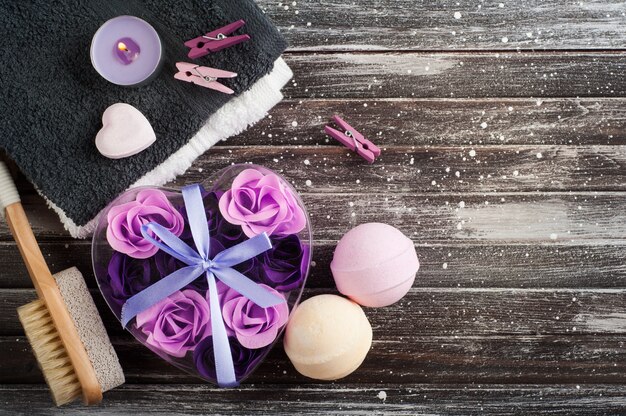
92, 164, 312, 385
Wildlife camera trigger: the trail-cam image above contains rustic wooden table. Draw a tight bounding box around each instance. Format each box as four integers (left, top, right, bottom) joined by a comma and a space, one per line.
1, 1, 626, 414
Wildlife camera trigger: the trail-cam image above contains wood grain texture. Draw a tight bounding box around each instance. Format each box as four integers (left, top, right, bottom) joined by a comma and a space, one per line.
282, 53, 626, 98
2, 192, 626, 243
1, 384, 625, 415
260, 0, 626, 51
173, 145, 626, 192
229, 98, 626, 146
2, 335, 625, 384
2, 242, 626, 289
1, 288, 625, 336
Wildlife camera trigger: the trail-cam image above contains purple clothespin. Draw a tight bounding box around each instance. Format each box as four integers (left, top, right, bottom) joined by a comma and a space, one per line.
324, 115, 381, 164
184, 20, 251, 59
174, 63, 237, 94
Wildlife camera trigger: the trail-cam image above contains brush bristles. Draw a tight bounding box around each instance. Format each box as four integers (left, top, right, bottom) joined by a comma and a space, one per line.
17, 299, 82, 406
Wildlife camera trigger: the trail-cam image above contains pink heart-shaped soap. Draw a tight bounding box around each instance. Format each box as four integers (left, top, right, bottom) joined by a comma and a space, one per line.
92, 165, 311, 385
95, 103, 156, 159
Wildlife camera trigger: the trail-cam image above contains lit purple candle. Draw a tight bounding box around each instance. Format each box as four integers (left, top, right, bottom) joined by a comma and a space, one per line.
90, 16, 163, 86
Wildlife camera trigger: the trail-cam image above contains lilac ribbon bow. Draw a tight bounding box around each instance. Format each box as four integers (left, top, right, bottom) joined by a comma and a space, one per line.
121, 184, 285, 387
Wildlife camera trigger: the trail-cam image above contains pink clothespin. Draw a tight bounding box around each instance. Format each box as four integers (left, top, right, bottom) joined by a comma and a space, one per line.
184, 20, 251, 59
174, 63, 237, 94
324, 115, 381, 164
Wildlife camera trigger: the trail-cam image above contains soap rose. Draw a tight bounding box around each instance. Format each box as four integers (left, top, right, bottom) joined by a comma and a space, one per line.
136, 289, 212, 357
103, 252, 158, 312
216, 219, 246, 249
260, 235, 309, 291
218, 169, 306, 238
193, 336, 266, 381
107, 189, 185, 259
219, 283, 289, 349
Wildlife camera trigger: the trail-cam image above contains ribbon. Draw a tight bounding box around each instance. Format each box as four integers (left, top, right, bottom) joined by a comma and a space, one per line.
120, 184, 285, 387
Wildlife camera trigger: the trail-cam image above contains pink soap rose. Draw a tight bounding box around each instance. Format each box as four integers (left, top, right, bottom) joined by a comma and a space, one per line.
218, 169, 306, 238
218, 282, 289, 349
107, 189, 184, 259
136, 290, 212, 358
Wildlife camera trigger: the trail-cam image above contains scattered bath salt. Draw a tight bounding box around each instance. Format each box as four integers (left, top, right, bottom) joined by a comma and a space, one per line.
454, 11, 462, 19
356, 179, 361, 184
455, 171, 461, 177
431, 180, 437, 185
456, 222, 463, 230
536, 152, 543, 159
501, 36, 508, 43
499, 2, 504, 7
377, 391, 387, 401
526, 32, 533, 38
536, 99, 543, 106
459, 201, 465, 208
469, 149, 476, 157
409, 157, 415, 165
305, 179, 312, 187
480, 122, 488, 129
304, 159, 310, 165
513, 170, 519, 176
198, 168, 203, 173
550, 233, 558, 240
273, 158, 279, 163
349, 201, 354, 207
306, 22, 312, 26
443, 263, 448, 269
291, 120, 298, 127
508, 106, 513, 111
445, 167, 451, 173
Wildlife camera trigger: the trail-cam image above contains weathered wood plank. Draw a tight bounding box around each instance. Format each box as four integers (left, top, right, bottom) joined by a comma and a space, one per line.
170, 145, 626, 193
1, 384, 625, 415
282, 53, 626, 98
2, 192, 624, 244
260, 0, 626, 52
13, 145, 626, 195
2, 335, 625, 384
228, 98, 626, 146
2, 242, 625, 289
1, 288, 624, 336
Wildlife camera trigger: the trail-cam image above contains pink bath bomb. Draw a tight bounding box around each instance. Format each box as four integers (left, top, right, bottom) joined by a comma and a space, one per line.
330, 223, 419, 307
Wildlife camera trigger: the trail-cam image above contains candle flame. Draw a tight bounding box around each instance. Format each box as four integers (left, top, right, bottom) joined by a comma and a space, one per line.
117, 42, 129, 52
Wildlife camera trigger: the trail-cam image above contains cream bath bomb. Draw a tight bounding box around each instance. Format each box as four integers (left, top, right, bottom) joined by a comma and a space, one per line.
331, 223, 419, 307
283, 295, 372, 380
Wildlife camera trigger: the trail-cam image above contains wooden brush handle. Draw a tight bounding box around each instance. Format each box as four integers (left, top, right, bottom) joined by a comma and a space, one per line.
5, 202, 103, 405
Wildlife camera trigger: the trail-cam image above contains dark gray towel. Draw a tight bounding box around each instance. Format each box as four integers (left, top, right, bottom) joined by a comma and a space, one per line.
0, 0, 286, 229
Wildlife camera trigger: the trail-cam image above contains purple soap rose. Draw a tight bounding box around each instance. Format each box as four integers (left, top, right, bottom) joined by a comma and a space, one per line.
107, 189, 185, 259
232, 255, 262, 283
218, 169, 306, 238
193, 336, 266, 381
219, 283, 289, 349
216, 219, 246, 249
260, 235, 309, 291
136, 289, 212, 357
102, 252, 158, 313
